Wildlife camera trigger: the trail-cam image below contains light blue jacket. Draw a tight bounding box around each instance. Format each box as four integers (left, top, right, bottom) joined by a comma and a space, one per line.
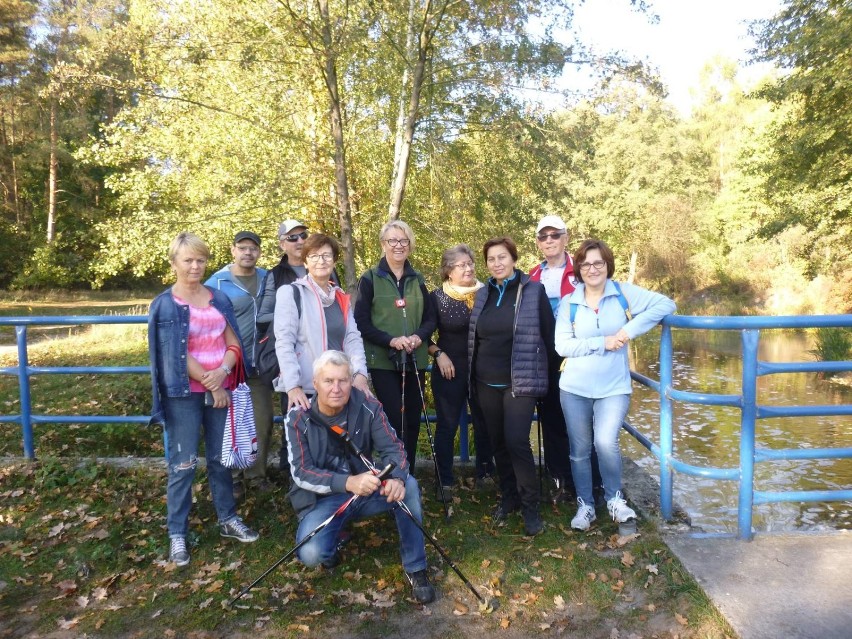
554, 280, 675, 398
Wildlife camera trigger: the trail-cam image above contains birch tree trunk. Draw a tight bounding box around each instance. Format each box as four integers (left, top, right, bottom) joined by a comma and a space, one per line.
47, 98, 58, 244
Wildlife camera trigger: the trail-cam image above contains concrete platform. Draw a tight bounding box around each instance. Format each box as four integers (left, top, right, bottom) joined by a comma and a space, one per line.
665, 532, 852, 639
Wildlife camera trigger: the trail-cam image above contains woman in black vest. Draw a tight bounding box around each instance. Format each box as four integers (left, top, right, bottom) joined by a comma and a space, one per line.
468, 236, 556, 536
354, 220, 437, 469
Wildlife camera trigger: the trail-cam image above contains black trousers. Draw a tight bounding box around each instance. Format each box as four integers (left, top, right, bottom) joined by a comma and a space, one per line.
537, 368, 572, 483
432, 370, 495, 485
475, 381, 540, 512
370, 368, 425, 471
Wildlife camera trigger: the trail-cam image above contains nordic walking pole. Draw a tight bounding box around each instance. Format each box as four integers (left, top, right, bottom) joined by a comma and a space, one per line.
536, 401, 544, 495
410, 352, 450, 519
227, 463, 395, 607
328, 425, 498, 611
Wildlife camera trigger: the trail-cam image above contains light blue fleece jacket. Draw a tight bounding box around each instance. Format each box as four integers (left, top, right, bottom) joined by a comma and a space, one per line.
554, 280, 676, 398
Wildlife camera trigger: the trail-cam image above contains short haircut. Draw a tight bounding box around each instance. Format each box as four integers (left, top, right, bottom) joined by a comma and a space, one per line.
573, 238, 616, 283
168, 232, 209, 263
302, 233, 340, 262
313, 350, 352, 378
483, 236, 518, 262
440, 244, 475, 281
379, 220, 415, 251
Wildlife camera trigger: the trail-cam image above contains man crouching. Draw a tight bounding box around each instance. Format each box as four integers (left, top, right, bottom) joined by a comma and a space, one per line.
283, 349, 436, 604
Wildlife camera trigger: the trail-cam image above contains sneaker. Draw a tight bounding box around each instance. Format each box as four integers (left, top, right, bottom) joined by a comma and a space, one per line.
607, 491, 637, 524
491, 501, 520, 522
406, 569, 436, 604
570, 498, 597, 531
169, 536, 190, 567
219, 517, 259, 543
523, 509, 544, 536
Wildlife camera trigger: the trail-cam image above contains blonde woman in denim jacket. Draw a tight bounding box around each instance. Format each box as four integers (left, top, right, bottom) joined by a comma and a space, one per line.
148, 232, 260, 568
554, 238, 675, 532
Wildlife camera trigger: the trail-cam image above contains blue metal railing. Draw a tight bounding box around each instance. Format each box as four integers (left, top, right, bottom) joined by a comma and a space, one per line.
0, 316, 151, 458
4, 314, 852, 540
625, 314, 852, 540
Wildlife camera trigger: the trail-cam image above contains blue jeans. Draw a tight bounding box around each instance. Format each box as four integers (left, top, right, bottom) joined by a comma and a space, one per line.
295, 475, 427, 574
560, 391, 631, 505
163, 393, 237, 536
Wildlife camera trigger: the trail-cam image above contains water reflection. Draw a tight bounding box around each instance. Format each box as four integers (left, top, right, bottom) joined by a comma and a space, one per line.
625, 329, 852, 534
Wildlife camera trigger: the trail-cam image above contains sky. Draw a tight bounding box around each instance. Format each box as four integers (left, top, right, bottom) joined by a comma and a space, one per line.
563, 0, 784, 114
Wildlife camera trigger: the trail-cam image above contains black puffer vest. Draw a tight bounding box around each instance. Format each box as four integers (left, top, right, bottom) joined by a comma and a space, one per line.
467, 271, 549, 397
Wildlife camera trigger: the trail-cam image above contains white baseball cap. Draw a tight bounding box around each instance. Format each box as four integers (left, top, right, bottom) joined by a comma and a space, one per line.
278, 219, 308, 237
536, 215, 567, 234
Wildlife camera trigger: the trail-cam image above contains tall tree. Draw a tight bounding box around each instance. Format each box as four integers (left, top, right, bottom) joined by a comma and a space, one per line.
750, 0, 852, 251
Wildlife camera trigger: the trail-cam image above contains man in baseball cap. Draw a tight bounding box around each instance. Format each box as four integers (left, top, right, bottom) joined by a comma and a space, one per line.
205, 230, 275, 498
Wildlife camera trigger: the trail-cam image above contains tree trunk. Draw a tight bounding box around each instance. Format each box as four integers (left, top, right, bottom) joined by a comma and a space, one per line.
317, 0, 356, 290
628, 250, 637, 284
47, 98, 58, 244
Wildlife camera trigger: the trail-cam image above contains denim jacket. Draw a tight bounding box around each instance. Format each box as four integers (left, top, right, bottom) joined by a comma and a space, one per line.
148, 286, 243, 426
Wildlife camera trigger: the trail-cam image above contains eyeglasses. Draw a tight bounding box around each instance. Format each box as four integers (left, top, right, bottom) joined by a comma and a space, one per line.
537, 231, 566, 242
306, 253, 334, 263
451, 261, 475, 271
282, 231, 308, 242
578, 260, 606, 272
383, 237, 410, 247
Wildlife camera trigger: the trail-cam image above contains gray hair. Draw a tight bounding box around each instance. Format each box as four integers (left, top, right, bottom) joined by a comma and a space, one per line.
440, 244, 475, 281
379, 219, 415, 251
313, 350, 353, 378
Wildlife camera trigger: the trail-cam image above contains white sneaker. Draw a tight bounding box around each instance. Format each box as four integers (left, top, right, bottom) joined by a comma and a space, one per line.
570, 498, 597, 531
607, 491, 636, 523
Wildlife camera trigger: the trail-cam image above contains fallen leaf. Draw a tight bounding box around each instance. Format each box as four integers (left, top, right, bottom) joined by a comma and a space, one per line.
57, 617, 79, 630
554, 594, 565, 609
530, 575, 543, 583
151, 610, 162, 618
205, 580, 224, 593
56, 580, 77, 596
500, 617, 511, 629
199, 598, 213, 609
49, 523, 65, 538
287, 624, 310, 633
454, 601, 469, 615
646, 564, 659, 575
92, 587, 108, 600
75, 595, 89, 608
539, 623, 551, 630
481, 559, 491, 569
621, 551, 635, 567
675, 612, 688, 626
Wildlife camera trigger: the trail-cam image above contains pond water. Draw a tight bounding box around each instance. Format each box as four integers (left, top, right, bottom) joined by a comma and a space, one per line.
625, 329, 852, 535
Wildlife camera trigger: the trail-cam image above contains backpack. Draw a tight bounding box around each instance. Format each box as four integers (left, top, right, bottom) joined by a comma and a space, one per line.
256, 285, 301, 388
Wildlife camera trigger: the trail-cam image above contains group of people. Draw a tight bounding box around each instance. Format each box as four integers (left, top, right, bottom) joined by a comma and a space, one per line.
147, 214, 675, 604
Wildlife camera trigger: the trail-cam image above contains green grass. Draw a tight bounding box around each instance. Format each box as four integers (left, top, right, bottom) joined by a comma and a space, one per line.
0, 459, 734, 639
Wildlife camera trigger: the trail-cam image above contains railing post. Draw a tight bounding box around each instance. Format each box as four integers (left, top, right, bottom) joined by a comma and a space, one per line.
659, 323, 674, 520
738, 328, 759, 540
16, 325, 35, 459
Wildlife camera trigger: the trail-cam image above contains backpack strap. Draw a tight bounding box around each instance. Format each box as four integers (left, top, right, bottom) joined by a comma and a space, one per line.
611, 281, 632, 321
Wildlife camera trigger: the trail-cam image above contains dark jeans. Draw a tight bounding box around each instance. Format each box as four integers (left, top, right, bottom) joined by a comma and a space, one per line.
431, 370, 494, 485
475, 381, 540, 511
370, 368, 425, 470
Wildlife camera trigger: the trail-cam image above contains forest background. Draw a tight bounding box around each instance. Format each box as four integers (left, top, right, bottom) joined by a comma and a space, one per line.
1, 0, 849, 315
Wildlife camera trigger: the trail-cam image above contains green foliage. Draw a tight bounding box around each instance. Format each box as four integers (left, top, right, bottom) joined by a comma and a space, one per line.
811, 327, 852, 371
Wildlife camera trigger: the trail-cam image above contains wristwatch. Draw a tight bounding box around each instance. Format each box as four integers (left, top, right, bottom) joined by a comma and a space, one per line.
220, 363, 233, 375
433, 349, 443, 360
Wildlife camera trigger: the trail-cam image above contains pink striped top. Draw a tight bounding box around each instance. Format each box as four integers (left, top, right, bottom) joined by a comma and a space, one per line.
173, 293, 230, 392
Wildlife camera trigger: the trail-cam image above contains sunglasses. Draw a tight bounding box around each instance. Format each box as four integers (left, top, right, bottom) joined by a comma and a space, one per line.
283, 231, 308, 242
537, 231, 565, 241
